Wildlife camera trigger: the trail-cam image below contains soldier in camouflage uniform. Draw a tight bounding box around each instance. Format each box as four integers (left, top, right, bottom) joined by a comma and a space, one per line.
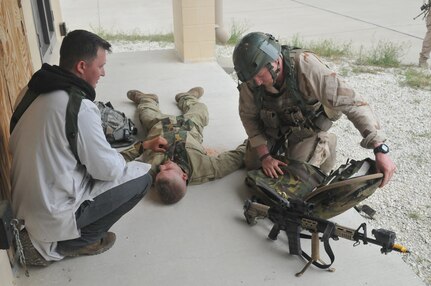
233, 32, 396, 187
419, 0, 431, 68
122, 87, 246, 204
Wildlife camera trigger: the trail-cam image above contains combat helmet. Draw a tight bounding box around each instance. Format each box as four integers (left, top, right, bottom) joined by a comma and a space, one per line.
233, 32, 281, 82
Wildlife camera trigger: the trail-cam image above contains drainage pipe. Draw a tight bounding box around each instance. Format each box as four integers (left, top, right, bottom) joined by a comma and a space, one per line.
215, 0, 230, 44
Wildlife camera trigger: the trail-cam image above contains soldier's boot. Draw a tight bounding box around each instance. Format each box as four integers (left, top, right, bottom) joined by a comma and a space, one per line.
127, 90, 159, 104
419, 56, 429, 68
19, 229, 52, 267
175, 87, 204, 102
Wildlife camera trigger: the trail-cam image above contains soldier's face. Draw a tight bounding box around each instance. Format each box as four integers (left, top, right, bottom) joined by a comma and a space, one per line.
251, 67, 271, 86
157, 161, 188, 182
250, 60, 280, 87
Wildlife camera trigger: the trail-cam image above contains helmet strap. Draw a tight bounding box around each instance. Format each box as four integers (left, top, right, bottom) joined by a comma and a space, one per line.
266, 58, 281, 85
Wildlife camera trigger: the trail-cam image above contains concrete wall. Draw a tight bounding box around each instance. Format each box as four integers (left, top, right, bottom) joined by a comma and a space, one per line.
172, 0, 216, 62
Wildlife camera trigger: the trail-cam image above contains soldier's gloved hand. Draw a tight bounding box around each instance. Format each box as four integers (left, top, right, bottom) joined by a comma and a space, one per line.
261, 155, 287, 179
143, 136, 168, 153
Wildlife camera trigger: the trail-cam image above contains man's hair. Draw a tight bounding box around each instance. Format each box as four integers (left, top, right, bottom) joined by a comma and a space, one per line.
155, 176, 187, 204
59, 30, 111, 71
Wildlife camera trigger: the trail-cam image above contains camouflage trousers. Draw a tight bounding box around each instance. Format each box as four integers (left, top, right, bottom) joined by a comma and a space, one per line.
420, 10, 431, 62
136, 92, 209, 143
244, 131, 337, 174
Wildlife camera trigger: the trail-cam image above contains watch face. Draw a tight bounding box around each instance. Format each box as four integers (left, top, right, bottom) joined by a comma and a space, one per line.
375, 144, 389, 154
381, 144, 389, 152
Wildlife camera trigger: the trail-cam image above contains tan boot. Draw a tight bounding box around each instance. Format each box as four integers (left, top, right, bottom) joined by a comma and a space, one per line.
127, 90, 159, 104
175, 87, 204, 102
419, 58, 429, 68
57, 232, 116, 257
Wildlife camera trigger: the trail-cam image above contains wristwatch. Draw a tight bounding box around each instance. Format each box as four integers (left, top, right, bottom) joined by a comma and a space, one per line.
373, 143, 389, 155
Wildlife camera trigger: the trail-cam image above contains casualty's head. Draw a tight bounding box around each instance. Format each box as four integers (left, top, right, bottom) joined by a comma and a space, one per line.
155, 160, 188, 204
232, 32, 282, 87
59, 30, 111, 88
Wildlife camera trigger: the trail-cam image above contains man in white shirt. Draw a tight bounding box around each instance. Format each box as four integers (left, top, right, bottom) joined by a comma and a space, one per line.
9, 30, 163, 265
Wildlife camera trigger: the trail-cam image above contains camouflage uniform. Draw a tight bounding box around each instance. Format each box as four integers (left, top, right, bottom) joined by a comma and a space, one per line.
420, 6, 431, 66
239, 48, 386, 173
122, 94, 245, 185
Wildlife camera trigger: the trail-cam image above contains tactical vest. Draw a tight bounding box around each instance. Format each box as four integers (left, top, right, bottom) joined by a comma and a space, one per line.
253, 46, 334, 145
10, 86, 86, 164
160, 116, 193, 178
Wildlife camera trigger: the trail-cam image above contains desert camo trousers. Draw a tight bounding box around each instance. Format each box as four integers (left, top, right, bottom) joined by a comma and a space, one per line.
420, 10, 431, 62
135, 93, 208, 142
244, 131, 337, 174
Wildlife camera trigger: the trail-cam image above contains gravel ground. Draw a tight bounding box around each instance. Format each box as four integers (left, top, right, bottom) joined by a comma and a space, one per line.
329, 62, 431, 286
112, 42, 431, 286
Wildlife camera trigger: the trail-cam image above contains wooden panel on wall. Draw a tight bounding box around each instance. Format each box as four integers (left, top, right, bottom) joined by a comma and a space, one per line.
0, 0, 34, 201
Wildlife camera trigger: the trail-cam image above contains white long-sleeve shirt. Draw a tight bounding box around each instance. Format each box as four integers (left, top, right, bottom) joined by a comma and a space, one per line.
10, 89, 150, 260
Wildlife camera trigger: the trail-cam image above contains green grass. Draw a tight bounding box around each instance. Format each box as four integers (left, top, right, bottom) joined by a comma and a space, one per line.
226, 20, 249, 45
408, 212, 420, 220
92, 26, 174, 43
415, 131, 431, 139
401, 68, 431, 90
287, 34, 351, 59
355, 41, 404, 68
351, 66, 384, 74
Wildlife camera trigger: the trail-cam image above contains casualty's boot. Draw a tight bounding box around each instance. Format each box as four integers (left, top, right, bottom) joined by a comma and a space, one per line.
57, 232, 116, 257
19, 229, 51, 267
127, 90, 159, 104
175, 87, 204, 102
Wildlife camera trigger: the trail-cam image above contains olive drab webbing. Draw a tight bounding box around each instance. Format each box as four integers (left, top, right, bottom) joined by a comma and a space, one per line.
10, 86, 85, 164
159, 116, 193, 176
245, 158, 382, 219
252, 46, 335, 148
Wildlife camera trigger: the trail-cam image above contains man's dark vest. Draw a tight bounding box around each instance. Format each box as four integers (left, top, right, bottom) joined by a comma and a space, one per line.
253, 46, 333, 145
10, 87, 86, 164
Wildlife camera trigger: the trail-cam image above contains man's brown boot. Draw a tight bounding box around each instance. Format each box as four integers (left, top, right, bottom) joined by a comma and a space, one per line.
175, 87, 204, 102
127, 90, 159, 104
57, 232, 116, 257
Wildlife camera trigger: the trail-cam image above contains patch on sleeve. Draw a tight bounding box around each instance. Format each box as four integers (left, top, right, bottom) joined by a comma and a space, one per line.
323, 74, 356, 106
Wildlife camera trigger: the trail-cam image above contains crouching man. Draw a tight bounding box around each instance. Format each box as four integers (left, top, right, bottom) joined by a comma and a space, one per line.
9, 30, 160, 266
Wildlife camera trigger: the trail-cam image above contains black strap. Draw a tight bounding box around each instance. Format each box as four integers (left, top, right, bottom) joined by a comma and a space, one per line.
10, 89, 39, 133
65, 87, 84, 164
10, 87, 84, 164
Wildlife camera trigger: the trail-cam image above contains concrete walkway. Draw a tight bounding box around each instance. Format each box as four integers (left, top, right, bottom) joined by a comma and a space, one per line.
13, 1, 427, 285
